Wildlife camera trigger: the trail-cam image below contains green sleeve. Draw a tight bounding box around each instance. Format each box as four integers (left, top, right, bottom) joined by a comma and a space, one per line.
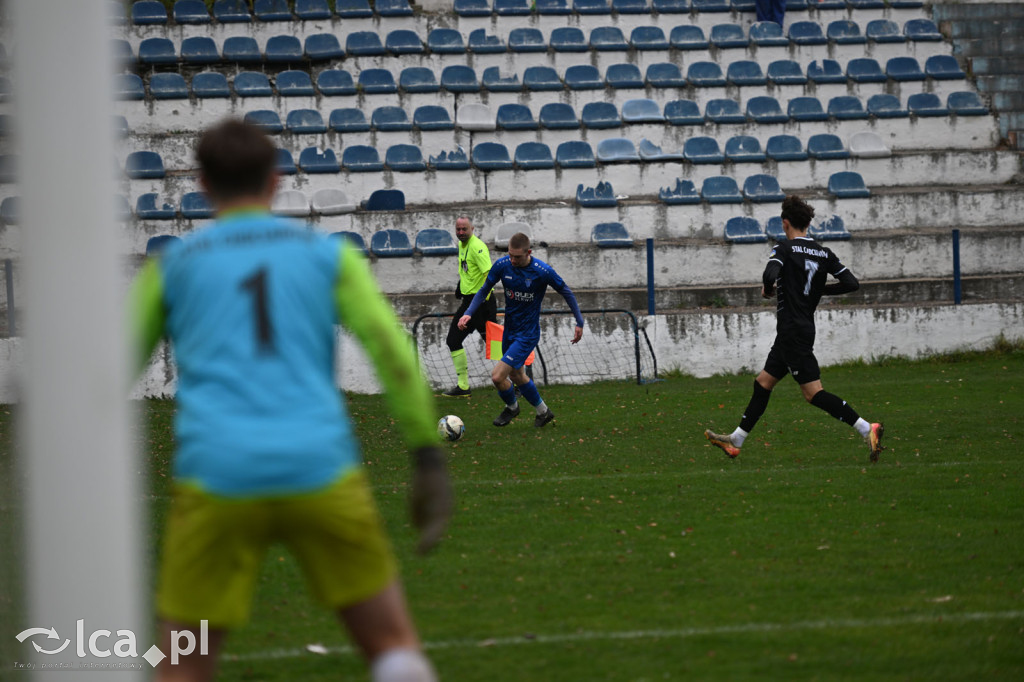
334, 244, 438, 449
471, 237, 493, 275
127, 258, 166, 379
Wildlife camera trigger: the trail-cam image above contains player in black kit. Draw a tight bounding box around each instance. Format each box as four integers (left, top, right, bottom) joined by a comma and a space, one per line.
705, 195, 885, 462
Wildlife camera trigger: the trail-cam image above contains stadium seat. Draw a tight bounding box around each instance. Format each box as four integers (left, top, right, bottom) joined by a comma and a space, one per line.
687, 62, 726, 87
867, 94, 909, 118
947, 91, 988, 116
358, 69, 398, 94
275, 148, 296, 175
908, 92, 948, 117
765, 216, 785, 241
574, 0, 611, 14
254, 0, 293, 20
472, 142, 514, 171
317, 70, 356, 96
295, 0, 331, 17
750, 21, 789, 46
429, 147, 470, 170
181, 36, 219, 64
828, 171, 870, 198
701, 177, 742, 204
767, 60, 807, 85
113, 39, 134, 65
305, 34, 344, 60
743, 174, 785, 203
847, 58, 887, 83
234, 72, 272, 97
113, 116, 130, 138
385, 144, 427, 172
765, 134, 807, 161
223, 36, 261, 63
481, 67, 521, 92
576, 181, 617, 207
807, 133, 850, 160
265, 35, 302, 63
710, 24, 748, 49
724, 216, 767, 243
468, 29, 505, 53
277, 70, 315, 96
658, 179, 700, 204
646, 63, 686, 88
829, 96, 869, 120
181, 192, 214, 219
551, 27, 587, 52
363, 190, 406, 212
692, 0, 729, 11
427, 29, 466, 54
670, 25, 708, 50
556, 141, 596, 168
456, 103, 495, 131
904, 19, 942, 42
286, 109, 326, 134
496, 0, 531, 14
581, 102, 621, 128
132, 0, 168, 24
866, 19, 904, 43
596, 138, 639, 163
146, 235, 182, 256
312, 189, 356, 215
849, 0, 885, 8
664, 99, 704, 125
329, 108, 370, 132
139, 37, 177, 64
727, 61, 767, 86
271, 190, 310, 217
746, 96, 788, 123
213, 0, 253, 22
653, 0, 689, 11
115, 74, 145, 100
400, 67, 440, 93
346, 31, 386, 56
684, 137, 725, 164
514, 142, 555, 170
413, 105, 454, 131
137, 195, 177, 220
810, 215, 851, 240
613, 0, 649, 12
0, 155, 13, 184
606, 64, 644, 89
371, 106, 412, 131
509, 28, 546, 52
705, 99, 746, 124
494, 222, 533, 250
622, 98, 664, 123
849, 131, 890, 158
174, 0, 211, 23
298, 147, 340, 174
524, 66, 562, 91
496, 103, 538, 130
342, 146, 384, 172
789, 21, 827, 45
565, 65, 603, 90
638, 139, 683, 161
370, 230, 414, 257
827, 20, 865, 44
454, 0, 491, 15
539, 103, 579, 129
925, 55, 966, 80
386, 29, 424, 55
592, 222, 633, 248
808, 59, 846, 84
536, 0, 572, 14
331, 231, 367, 254
125, 151, 165, 180
376, 0, 414, 16
631, 27, 669, 51
150, 73, 189, 99
415, 229, 459, 256
725, 136, 766, 163
441, 65, 480, 92
886, 57, 925, 82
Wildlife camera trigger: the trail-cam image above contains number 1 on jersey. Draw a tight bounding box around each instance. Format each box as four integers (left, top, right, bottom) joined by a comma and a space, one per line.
240, 267, 275, 354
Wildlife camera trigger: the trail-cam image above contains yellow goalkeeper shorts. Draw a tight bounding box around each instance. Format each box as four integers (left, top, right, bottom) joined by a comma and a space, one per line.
156, 468, 397, 628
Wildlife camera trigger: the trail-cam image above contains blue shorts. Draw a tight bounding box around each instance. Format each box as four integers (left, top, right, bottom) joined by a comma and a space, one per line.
500, 336, 536, 370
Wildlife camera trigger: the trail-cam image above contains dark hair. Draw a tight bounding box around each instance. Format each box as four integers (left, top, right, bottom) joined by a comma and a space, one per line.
780, 195, 815, 231
508, 232, 531, 251
195, 119, 277, 202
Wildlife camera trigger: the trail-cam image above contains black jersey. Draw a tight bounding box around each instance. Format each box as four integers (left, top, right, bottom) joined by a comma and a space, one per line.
763, 236, 855, 337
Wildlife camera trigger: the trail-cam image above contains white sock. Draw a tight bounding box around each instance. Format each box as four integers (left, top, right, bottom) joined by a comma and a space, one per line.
731, 427, 749, 448
854, 418, 871, 438
535, 400, 548, 416
371, 648, 437, 682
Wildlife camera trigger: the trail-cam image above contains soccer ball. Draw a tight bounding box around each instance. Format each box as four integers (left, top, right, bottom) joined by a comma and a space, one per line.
437, 415, 465, 442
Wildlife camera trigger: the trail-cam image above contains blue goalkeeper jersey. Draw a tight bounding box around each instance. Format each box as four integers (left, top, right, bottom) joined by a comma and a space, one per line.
467, 255, 584, 344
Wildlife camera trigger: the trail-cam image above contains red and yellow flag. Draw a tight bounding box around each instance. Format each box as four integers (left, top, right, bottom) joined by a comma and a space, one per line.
485, 321, 534, 365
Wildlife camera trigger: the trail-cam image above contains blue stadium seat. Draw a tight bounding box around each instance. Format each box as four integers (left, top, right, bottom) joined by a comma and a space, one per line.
115, 74, 145, 100
295, 0, 331, 17
867, 94, 908, 118
132, 1, 168, 25
746, 96, 788, 123
430, 147, 470, 170
670, 25, 708, 50
849, 0, 885, 7
514, 142, 555, 170
181, 36, 219, 64
317, 70, 356, 95
926, 55, 966, 80
441, 65, 480, 92
765, 134, 807, 161
213, 0, 253, 22
364, 191, 406, 213
386, 29, 424, 55
658, 179, 700, 205
947, 91, 988, 116
136, 195, 177, 221
828, 171, 870, 198
692, 0, 729, 11
385, 144, 427, 172
342, 146, 384, 172
331, 231, 367, 253
551, 27, 587, 52
358, 69, 398, 94
866, 19, 904, 43
788, 96, 828, 122
286, 109, 327, 134
727, 61, 767, 86
592, 222, 633, 248
536, 0, 572, 13
150, 73, 188, 99
234, 72, 272, 97
767, 60, 807, 85
596, 138, 639, 163
886, 57, 925, 82
890, 0, 923, 6
305, 34, 344, 60
631, 27, 669, 50
574, 0, 611, 13
789, 21, 827, 46
664, 99, 703, 125
400, 67, 440, 93
495, 0, 531, 14
581, 102, 621, 128
524, 66, 562, 91
606, 63, 644, 89
146, 235, 182, 255
112, 39, 134, 65
908, 92, 948, 117
510, 28, 546, 52
298, 147, 340, 174
413, 105, 455, 130
174, 0, 211, 23
725, 136, 766, 163
808, 59, 846, 84
576, 181, 617, 207
139, 37, 177, 64
613, 0, 649, 12
113, 115, 130, 138
376, 0, 414, 16
556, 141, 596, 168
653, 0, 689, 10
473, 143, 514, 171
346, 31, 386, 56
265, 35, 302, 62
277, 70, 315, 96
496, 103, 538, 130
743, 174, 785, 203
765, 216, 785, 241
371, 106, 412, 131
223, 36, 261, 63
591, 27, 629, 51
0, 196, 18, 224
254, 0, 293, 20
724, 217, 766, 243
181, 192, 214, 219
828, 96, 869, 120
688, 61, 726, 87
454, 0, 492, 16
370, 230, 414, 256
468, 29, 505, 53
275, 148, 297, 175
827, 20, 866, 44
125, 151, 165, 179
710, 24, 748, 49
904, 19, 942, 42
847, 58, 887, 83
810, 215, 851, 240
638, 139, 683, 161
427, 29, 466, 54
622, 98, 664, 123
539, 103, 579, 129
646, 63, 686, 88
705, 99, 746, 124
683, 137, 724, 164
415, 229, 459, 256
701, 177, 742, 204
482, 67, 521, 91
565, 65, 603, 90
807, 134, 849, 160
750, 21, 789, 46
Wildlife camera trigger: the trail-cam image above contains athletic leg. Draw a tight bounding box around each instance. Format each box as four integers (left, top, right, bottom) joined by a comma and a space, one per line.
155, 621, 227, 682
444, 299, 474, 395
802, 380, 884, 461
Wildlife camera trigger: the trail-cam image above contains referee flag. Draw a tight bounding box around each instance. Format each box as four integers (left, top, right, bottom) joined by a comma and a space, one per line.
485, 321, 534, 365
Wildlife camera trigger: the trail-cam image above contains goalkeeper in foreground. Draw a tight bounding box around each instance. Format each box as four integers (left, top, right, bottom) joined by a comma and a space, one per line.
128, 119, 451, 682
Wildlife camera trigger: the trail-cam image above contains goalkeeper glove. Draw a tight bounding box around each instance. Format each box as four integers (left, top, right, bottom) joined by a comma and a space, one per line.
410, 446, 453, 555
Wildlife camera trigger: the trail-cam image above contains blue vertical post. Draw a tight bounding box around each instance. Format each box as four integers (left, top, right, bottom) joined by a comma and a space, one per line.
4, 259, 12, 336
952, 229, 962, 305
646, 238, 655, 316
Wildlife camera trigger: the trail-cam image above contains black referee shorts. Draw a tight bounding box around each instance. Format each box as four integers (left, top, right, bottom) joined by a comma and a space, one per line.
446, 293, 497, 351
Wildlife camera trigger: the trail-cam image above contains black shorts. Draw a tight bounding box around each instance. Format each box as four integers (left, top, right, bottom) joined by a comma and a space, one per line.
763, 334, 821, 385
446, 293, 497, 349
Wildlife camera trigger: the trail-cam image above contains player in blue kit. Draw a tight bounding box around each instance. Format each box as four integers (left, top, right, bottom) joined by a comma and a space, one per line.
458, 232, 585, 427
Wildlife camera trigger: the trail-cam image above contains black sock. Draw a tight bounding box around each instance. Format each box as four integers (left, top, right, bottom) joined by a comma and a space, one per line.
739, 380, 772, 433
810, 390, 860, 426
